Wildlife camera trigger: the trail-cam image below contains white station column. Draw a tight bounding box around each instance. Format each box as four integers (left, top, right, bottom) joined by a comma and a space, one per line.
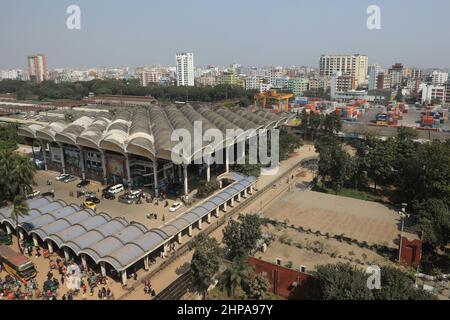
79, 147, 86, 180
41, 141, 48, 171
225, 147, 230, 173
58, 143, 66, 174
63, 247, 70, 261
100, 262, 106, 277
47, 240, 54, 253
32, 234, 39, 246
144, 256, 149, 271
125, 156, 132, 189
153, 161, 159, 197
81, 254, 87, 268
100, 151, 108, 185
206, 163, 211, 182
183, 164, 189, 196
121, 270, 127, 286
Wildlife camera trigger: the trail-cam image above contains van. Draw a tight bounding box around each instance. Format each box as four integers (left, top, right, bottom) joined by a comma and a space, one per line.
108, 184, 124, 194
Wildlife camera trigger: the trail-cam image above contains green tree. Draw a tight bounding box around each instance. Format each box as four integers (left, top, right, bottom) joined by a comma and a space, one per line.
411, 199, 450, 249
64, 111, 75, 122
315, 138, 353, 193
219, 258, 251, 298
11, 195, 29, 253
0, 148, 35, 203
313, 263, 374, 300
189, 234, 222, 299
222, 214, 263, 260
242, 272, 270, 300
373, 266, 436, 300
365, 136, 395, 190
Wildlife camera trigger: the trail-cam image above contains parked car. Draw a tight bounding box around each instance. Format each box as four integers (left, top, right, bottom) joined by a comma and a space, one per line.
108, 184, 124, 194
102, 185, 114, 194
63, 175, 77, 183
169, 202, 182, 212
83, 200, 96, 210
26, 190, 41, 199
55, 173, 70, 181
86, 196, 100, 204
103, 192, 116, 200
76, 180, 91, 188
83, 191, 96, 198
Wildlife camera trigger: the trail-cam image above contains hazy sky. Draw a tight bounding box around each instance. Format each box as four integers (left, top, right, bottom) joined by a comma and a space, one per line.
1, 0, 449, 69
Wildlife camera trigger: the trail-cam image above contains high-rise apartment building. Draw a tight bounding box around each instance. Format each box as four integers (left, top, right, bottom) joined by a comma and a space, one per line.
376, 72, 391, 90
27, 54, 48, 83
445, 81, 450, 104
175, 52, 194, 86
139, 69, 161, 87
389, 63, 404, 88
319, 54, 368, 85
431, 70, 449, 86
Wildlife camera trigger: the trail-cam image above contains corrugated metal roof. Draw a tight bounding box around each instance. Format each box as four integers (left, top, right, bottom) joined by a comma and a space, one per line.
0, 172, 256, 272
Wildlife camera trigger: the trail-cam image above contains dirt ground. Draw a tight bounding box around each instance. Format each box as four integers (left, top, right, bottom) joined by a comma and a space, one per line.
264, 189, 417, 248
257, 224, 400, 273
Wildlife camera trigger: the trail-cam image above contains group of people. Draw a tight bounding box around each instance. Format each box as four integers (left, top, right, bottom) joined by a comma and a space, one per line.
0, 274, 43, 300
1, 243, 116, 300
143, 279, 156, 297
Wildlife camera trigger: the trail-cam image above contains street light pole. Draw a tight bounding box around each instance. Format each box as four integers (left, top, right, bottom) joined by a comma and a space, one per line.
398, 213, 405, 263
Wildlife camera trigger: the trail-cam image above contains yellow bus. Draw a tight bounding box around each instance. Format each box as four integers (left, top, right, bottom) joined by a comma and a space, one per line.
0, 245, 37, 281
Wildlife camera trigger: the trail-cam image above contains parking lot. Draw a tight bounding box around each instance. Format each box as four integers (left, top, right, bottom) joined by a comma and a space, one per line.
32, 170, 192, 230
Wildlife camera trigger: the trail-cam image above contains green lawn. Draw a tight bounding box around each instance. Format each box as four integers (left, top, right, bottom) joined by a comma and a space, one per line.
313, 181, 386, 203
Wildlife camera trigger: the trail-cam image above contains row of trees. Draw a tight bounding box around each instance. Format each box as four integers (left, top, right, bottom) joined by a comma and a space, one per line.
0, 79, 257, 104
315, 127, 450, 252
312, 262, 435, 300
189, 214, 268, 299
299, 109, 342, 140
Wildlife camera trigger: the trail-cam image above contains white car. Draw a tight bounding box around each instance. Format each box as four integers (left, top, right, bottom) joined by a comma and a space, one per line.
169, 202, 182, 212
55, 173, 70, 181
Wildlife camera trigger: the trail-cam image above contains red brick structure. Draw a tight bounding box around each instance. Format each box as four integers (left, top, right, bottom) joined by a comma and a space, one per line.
247, 257, 318, 300
399, 237, 422, 268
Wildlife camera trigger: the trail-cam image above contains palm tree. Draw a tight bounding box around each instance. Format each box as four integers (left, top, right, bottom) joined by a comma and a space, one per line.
11, 154, 36, 196
11, 195, 29, 253
219, 259, 250, 298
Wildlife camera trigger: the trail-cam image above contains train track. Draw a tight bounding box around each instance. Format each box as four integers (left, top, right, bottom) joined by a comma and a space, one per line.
153, 271, 193, 300
119, 156, 317, 300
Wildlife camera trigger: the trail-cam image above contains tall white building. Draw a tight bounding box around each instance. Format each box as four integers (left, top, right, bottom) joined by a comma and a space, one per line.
319, 54, 368, 86
175, 52, 194, 86
431, 70, 449, 86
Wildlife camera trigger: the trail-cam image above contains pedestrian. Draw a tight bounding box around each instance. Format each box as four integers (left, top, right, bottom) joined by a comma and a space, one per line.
60, 274, 65, 285
62, 294, 66, 300
133, 273, 137, 281
98, 288, 102, 300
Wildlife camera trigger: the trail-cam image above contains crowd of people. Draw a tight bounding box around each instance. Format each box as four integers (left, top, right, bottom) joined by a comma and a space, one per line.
1, 244, 116, 300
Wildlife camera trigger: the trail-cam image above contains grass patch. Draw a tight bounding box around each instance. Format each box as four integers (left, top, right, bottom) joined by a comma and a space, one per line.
313, 181, 385, 203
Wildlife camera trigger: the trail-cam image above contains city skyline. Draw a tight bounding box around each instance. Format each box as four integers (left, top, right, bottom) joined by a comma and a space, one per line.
1, 0, 450, 69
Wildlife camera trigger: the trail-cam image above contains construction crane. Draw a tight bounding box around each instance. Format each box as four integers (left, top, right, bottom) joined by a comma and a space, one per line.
254, 89, 294, 113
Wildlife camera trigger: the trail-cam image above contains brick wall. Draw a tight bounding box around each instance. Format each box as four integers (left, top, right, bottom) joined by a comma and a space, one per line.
400, 236, 422, 268
247, 256, 318, 300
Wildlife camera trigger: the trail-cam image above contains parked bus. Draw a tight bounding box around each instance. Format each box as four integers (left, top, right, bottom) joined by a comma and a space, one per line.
0, 245, 37, 281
